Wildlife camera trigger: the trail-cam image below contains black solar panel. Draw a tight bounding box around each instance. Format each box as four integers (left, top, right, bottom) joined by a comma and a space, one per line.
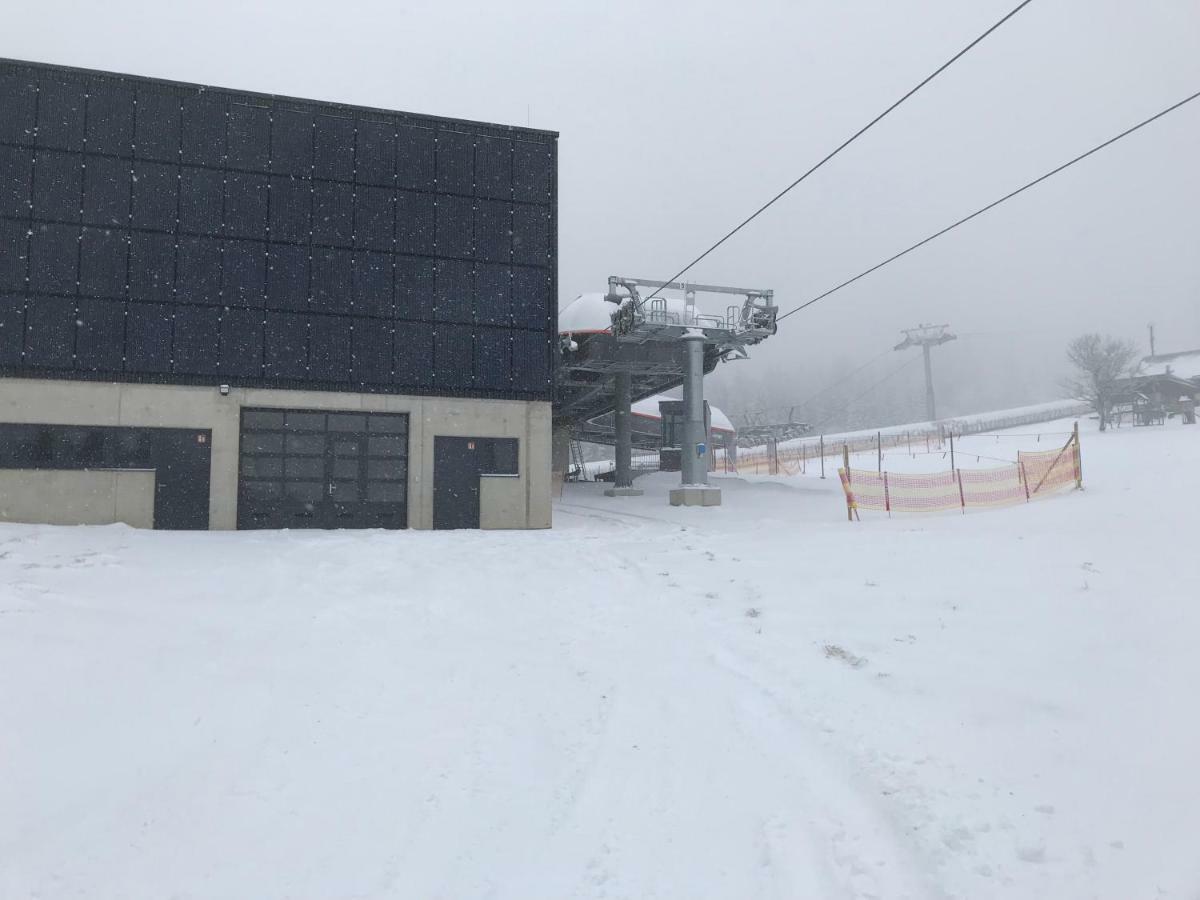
0, 58, 555, 400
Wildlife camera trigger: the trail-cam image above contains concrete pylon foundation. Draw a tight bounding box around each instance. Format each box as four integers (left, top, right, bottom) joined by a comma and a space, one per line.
669, 485, 722, 506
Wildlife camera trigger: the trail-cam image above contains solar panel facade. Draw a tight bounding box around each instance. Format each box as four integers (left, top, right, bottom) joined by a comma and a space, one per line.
0, 59, 557, 400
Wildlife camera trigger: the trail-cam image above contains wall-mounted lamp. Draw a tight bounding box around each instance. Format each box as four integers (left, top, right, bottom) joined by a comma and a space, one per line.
218, 384, 231, 396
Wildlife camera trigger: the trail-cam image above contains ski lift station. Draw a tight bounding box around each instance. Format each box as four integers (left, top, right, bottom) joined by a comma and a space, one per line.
557, 289, 767, 498
0, 59, 775, 531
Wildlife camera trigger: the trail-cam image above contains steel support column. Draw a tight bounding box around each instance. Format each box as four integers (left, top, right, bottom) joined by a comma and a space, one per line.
669, 332, 721, 506
604, 370, 644, 497
681, 333, 707, 486
894, 324, 954, 423
613, 371, 633, 489
923, 342, 936, 422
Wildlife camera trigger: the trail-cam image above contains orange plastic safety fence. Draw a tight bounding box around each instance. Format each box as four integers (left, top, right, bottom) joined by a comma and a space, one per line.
838, 438, 1080, 516
839, 468, 962, 512
1018, 446, 1079, 496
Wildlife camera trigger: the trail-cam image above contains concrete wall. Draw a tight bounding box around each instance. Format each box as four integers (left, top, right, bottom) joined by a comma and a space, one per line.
0, 378, 552, 530
0, 468, 155, 527
480, 474, 525, 530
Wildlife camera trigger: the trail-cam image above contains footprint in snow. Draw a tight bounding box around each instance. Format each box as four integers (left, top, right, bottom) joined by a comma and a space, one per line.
823, 644, 867, 668
1016, 842, 1046, 864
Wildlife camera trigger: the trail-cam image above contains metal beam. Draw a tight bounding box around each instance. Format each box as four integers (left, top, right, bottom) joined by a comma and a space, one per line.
608, 275, 774, 299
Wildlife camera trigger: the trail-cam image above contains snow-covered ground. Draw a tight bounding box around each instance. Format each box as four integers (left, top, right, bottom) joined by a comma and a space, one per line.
771, 419, 1083, 477
771, 399, 1091, 455
2, 418, 1198, 899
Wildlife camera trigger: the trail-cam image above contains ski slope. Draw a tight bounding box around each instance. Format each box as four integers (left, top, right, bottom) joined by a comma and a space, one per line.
765, 419, 1082, 478
2, 418, 1198, 899
771, 399, 1091, 455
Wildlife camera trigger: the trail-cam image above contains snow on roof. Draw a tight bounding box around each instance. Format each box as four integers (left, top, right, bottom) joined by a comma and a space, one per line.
558, 293, 717, 335
1138, 350, 1200, 381
558, 293, 613, 334
631, 394, 735, 434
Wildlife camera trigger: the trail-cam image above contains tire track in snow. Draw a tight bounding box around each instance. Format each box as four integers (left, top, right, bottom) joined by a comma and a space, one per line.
505, 529, 937, 899
708, 643, 943, 899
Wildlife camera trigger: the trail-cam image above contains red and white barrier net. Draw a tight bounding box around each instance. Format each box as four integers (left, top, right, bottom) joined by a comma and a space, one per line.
838, 435, 1081, 516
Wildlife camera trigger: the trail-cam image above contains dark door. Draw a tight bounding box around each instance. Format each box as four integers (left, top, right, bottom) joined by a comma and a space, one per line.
0, 423, 211, 529
433, 438, 480, 530
433, 436, 519, 530
238, 408, 408, 529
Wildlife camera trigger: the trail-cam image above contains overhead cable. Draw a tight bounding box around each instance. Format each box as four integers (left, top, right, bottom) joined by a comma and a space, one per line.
808, 354, 924, 432
744, 346, 894, 420
638, 0, 1037, 307
778, 89, 1200, 322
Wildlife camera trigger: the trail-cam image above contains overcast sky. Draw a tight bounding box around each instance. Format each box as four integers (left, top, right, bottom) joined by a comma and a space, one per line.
4, 0, 1197, 416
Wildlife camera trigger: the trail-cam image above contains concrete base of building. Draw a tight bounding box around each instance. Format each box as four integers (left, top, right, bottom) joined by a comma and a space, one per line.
0, 468, 155, 527
669, 486, 722, 507
0, 377, 553, 531
603, 486, 644, 497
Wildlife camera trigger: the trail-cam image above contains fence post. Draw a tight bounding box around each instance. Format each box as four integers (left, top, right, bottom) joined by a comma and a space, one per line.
877, 431, 882, 473
843, 444, 853, 522
883, 471, 891, 517
949, 430, 956, 471
957, 468, 966, 514
819, 435, 825, 479
1032, 430, 1079, 495
1073, 421, 1083, 488
1020, 461, 1030, 502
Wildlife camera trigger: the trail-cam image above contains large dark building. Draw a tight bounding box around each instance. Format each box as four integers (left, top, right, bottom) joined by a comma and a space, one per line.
0, 59, 556, 530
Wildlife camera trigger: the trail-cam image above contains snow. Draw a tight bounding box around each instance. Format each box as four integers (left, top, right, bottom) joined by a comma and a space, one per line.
1137, 350, 1200, 381
781, 420, 1080, 477
773, 399, 1091, 453
559, 292, 614, 333
3, 418, 1200, 898
558, 293, 720, 335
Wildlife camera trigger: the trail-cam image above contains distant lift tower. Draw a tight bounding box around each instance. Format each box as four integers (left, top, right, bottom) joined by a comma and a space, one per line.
894, 324, 956, 422
603, 276, 778, 506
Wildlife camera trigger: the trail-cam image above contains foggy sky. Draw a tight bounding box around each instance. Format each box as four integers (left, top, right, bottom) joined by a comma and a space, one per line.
4, 0, 1197, 421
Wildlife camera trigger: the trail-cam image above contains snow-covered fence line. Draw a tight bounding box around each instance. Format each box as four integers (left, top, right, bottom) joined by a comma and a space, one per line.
729, 400, 1090, 476
837, 427, 1082, 518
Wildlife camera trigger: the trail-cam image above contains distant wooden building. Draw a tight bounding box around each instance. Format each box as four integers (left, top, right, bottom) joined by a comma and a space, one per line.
1123, 350, 1200, 425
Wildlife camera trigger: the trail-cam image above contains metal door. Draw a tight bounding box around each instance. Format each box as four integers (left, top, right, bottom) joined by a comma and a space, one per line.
238, 408, 408, 529
433, 437, 480, 530
432, 436, 519, 530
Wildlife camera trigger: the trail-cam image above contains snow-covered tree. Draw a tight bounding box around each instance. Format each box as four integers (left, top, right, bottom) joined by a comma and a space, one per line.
1063, 333, 1140, 431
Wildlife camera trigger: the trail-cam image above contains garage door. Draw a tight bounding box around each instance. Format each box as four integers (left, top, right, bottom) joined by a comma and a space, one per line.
238, 408, 408, 529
